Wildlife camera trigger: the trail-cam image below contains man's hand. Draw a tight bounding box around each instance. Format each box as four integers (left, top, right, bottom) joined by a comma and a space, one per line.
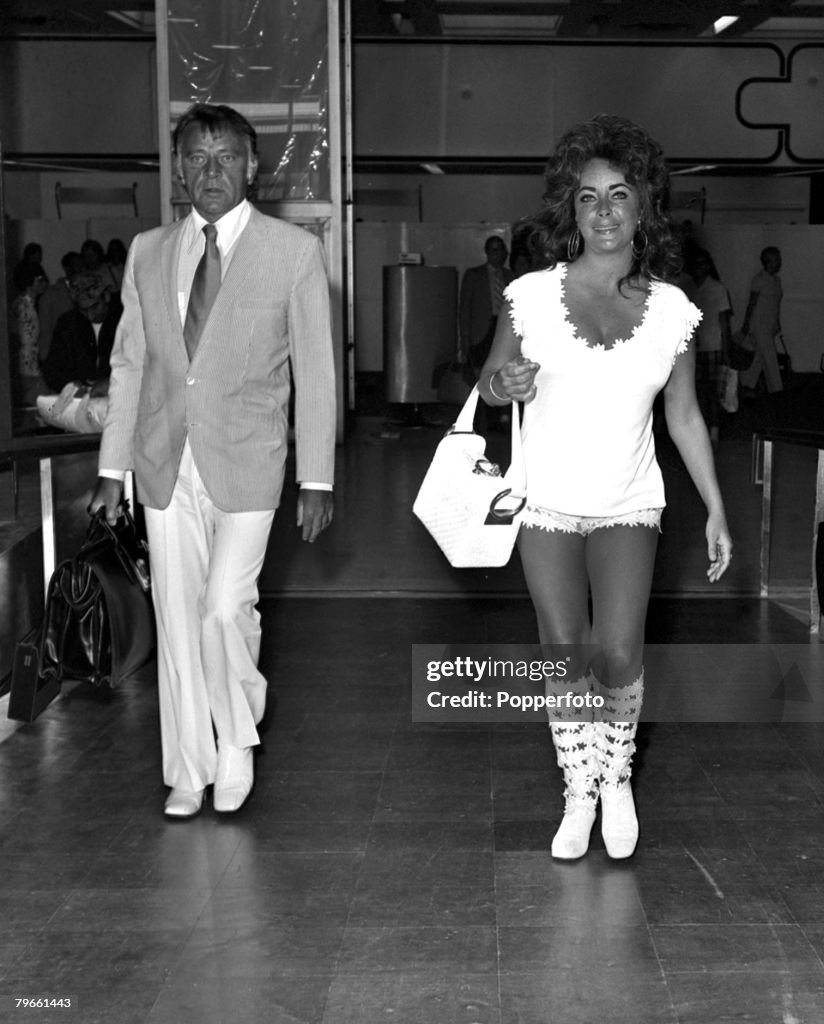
297, 488, 333, 543
88, 476, 124, 525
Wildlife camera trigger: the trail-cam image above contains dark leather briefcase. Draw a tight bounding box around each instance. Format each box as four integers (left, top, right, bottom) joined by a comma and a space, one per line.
7, 630, 62, 723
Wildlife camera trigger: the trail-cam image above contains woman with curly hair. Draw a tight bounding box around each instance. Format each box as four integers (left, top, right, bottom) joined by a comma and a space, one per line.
479, 114, 732, 861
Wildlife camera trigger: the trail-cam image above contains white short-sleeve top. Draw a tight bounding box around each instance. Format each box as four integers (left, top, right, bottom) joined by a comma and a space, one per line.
507, 263, 701, 517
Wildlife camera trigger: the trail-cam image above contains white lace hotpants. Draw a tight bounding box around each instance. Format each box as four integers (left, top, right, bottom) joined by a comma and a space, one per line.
521, 505, 663, 536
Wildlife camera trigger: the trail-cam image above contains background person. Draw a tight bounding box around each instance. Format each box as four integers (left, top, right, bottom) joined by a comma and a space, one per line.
739, 246, 784, 395
9, 262, 48, 406
479, 114, 731, 862
38, 251, 84, 363
459, 235, 514, 373
90, 103, 336, 821
41, 272, 122, 395
105, 238, 128, 293
688, 247, 732, 445
80, 238, 119, 298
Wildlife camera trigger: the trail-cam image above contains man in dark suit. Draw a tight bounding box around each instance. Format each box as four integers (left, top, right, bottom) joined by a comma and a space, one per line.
459, 235, 514, 373
41, 272, 122, 394
91, 104, 337, 819
38, 250, 83, 362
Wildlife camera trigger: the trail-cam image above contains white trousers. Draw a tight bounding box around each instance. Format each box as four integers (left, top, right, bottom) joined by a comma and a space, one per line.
144, 442, 275, 791
741, 330, 783, 394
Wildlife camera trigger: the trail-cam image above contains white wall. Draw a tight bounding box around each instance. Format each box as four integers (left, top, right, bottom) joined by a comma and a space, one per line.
355, 173, 544, 225
354, 40, 824, 167
0, 40, 156, 154
354, 172, 811, 230
355, 221, 824, 375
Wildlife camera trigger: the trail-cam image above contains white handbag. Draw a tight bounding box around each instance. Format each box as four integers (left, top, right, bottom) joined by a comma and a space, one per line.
413, 386, 526, 568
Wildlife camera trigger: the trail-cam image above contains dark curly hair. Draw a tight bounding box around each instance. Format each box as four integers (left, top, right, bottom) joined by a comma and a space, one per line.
525, 114, 682, 289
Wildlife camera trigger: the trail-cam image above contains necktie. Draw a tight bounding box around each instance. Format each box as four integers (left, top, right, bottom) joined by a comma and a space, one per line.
491, 269, 504, 315
183, 223, 221, 360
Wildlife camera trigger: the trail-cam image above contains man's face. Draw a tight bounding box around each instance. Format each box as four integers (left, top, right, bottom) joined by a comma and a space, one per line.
80, 298, 108, 324
176, 124, 257, 223
486, 239, 508, 268
82, 247, 102, 270
763, 251, 782, 275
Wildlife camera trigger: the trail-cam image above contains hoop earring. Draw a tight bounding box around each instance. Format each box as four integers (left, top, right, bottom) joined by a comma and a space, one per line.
567, 229, 582, 261
632, 227, 648, 260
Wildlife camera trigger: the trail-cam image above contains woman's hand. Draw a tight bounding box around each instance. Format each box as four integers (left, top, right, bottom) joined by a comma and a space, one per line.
489, 356, 540, 404
706, 510, 733, 583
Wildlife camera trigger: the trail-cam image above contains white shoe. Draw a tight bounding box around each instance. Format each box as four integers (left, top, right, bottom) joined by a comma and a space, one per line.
213, 744, 254, 813
549, 710, 598, 860
164, 788, 205, 819
600, 781, 638, 859
594, 672, 643, 859
551, 802, 597, 860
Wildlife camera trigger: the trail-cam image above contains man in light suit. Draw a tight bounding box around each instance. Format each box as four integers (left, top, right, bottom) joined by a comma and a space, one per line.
459, 235, 513, 373
91, 104, 336, 819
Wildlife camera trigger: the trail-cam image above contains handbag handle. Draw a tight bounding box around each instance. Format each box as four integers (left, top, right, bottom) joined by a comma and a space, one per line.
84, 504, 151, 592
451, 386, 526, 500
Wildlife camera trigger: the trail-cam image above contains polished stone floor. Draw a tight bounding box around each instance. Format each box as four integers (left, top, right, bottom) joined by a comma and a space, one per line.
1, 405, 823, 1023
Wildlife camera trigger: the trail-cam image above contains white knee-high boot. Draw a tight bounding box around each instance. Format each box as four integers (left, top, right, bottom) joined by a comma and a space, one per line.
548, 674, 598, 860
594, 671, 643, 860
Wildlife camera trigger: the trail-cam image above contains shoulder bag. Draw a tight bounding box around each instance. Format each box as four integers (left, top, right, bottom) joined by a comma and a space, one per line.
413, 386, 526, 568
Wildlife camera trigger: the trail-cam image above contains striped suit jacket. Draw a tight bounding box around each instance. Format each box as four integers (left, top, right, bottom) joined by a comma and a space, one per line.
100, 207, 336, 512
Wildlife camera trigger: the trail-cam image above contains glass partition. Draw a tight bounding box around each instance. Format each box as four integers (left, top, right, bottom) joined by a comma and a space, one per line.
1, 141, 16, 443
166, 0, 331, 205
158, 0, 345, 434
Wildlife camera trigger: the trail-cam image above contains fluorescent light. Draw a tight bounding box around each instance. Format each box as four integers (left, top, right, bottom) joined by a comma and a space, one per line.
671, 164, 717, 175
713, 15, 739, 34
420, 163, 444, 175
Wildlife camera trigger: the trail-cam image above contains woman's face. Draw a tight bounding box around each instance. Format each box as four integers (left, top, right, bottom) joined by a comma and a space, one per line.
574, 158, 640, 257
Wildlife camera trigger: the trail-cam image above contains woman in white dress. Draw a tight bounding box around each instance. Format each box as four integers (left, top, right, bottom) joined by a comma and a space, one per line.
479, 115, 732, 861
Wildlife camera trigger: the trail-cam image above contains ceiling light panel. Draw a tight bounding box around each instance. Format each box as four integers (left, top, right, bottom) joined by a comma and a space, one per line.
441, 14, 561, 36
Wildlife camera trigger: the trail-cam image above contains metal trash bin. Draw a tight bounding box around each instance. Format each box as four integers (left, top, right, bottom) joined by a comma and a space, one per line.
383, 265, 457, 404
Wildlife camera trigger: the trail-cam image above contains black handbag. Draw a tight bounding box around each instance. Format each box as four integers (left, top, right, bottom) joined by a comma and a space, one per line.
8, 505, 156, 722
776, 333, 793, 383
726, 333, 755, 372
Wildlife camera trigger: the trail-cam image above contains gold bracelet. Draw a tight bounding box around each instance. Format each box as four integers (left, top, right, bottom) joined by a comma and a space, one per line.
488, 372, 511, 404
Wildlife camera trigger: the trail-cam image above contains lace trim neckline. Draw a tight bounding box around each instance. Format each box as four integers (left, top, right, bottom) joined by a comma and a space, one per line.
558, 262, 659, 352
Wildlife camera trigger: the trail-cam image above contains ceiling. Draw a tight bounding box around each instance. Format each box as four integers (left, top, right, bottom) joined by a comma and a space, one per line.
0, 0, 823, 40
0, 1, 154, 37
356, 0, 824, 40
2, 1, 822, 176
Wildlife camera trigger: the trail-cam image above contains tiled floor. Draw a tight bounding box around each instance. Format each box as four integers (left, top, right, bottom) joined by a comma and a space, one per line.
1, 402, 823, 1023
